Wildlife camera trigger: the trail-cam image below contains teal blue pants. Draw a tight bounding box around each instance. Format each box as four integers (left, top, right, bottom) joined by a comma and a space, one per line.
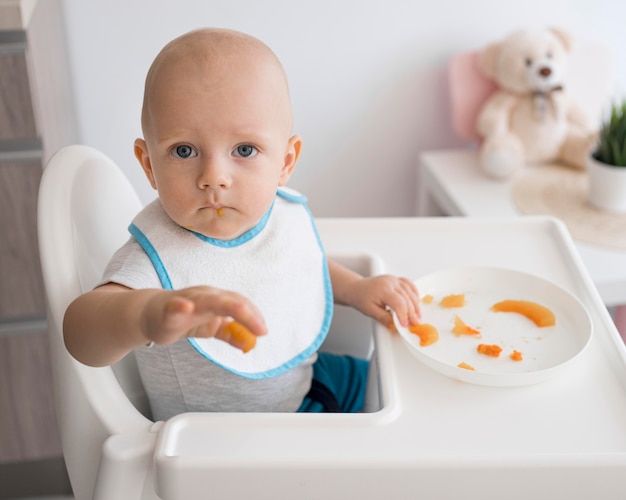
297, 352, 369, 413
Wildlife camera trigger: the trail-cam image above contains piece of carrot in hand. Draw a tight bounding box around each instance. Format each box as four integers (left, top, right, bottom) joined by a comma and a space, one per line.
223, 320, 257, 353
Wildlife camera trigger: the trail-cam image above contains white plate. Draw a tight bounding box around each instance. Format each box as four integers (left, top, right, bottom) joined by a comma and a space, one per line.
394, 267, 592, 387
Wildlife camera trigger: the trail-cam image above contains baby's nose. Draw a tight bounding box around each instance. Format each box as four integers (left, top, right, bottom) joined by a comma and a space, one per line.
198, 158, 232, 189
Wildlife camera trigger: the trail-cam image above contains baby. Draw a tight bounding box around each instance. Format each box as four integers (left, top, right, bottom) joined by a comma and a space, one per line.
63, 28, 420, 420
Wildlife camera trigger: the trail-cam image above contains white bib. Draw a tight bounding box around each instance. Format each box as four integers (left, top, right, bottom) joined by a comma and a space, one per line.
129, 188, 333, 379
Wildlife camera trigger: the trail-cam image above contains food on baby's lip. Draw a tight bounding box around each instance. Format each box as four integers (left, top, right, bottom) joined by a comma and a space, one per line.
452, 315, 481, 336
223, 320, 257, 353
509, 350, 523, 361
422, 294, 434, 304
491, 299, 555, 327
408, 323, 439, 346
216, 207, 224, 217
458, 362, 475, 371
439, 294, 465, 308
477, 343, 503, 357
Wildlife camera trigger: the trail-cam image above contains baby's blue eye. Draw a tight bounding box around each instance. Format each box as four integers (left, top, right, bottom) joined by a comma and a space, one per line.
234, 145, 257, 158
172, 145, 197, 159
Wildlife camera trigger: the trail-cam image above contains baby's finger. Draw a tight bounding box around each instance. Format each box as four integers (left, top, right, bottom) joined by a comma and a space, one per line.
193, 291, 267, 337
398, 278, 422, 324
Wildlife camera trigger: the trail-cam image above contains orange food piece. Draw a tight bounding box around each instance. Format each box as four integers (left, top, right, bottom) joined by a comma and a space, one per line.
458, 362, 475, 371
422, 294, 434, 304
491, 300, 555, 327
408, 323, 439, 346
452, 315, 480, 336
223, 321, 257, 353
439, 294, 465, 308
477, 343, 503, 357
509, 350, 523, 361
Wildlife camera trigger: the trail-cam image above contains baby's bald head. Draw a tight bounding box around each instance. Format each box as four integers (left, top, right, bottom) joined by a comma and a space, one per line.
140, 28, 293, 139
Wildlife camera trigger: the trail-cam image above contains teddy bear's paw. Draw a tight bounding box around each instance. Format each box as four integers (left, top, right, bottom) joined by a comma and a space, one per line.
480, 149, 521, 179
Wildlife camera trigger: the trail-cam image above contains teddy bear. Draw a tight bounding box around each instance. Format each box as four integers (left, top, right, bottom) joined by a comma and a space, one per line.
476, 27, 596, 179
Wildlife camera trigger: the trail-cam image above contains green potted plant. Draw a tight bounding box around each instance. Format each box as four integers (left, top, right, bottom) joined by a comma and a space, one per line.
588, 99, 626, 213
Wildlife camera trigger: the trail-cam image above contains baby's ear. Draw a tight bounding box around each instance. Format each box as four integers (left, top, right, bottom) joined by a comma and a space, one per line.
279, 134, 302, 186
134, 138, 157, 190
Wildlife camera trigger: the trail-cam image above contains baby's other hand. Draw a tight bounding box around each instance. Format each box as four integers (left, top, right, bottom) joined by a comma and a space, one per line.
344, 275, 420, 331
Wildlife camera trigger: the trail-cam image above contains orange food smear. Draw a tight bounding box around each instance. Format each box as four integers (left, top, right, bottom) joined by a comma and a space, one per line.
216, 207, 224, 217
509, 350, 523, 361
223, 320, 257, 353
491, 300, 555, 327
408, 323, 439, 346
477, 343, 502, 357
422, 294, 434, 304
452, 315, 481, 336
439, 294, 465, 308
457, 362, 475, 371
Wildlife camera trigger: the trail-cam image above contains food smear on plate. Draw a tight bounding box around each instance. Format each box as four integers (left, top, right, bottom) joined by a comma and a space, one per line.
422, 294, 434, 304
491, 299, 555, 327
408, 323, 439, 346
452, 315, 481, 337
477, 343, 503, 357
509, 350, 523, 361
439, 294, 465, 308
457, 362, 475, 370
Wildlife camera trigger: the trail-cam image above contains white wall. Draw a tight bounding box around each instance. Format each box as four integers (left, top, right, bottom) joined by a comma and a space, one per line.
59, 0, 626, 217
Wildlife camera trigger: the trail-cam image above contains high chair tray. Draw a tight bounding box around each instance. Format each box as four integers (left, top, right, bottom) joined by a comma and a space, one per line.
154, 216, 626, 500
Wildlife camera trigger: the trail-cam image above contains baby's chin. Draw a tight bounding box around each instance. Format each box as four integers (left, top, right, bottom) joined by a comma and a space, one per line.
183, 220, 257, 241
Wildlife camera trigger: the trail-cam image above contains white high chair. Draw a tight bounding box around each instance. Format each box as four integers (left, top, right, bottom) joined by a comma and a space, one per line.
38, 145, 158, 500
38, 144, 380, 500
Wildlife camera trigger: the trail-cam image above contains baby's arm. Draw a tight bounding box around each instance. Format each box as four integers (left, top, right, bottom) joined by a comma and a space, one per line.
327, 260, 420, 330
63, 283, 267, 367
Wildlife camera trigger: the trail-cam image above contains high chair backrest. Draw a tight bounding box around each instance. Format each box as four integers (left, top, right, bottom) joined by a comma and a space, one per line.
38, 145, 155, 499
448, 37, 615, 143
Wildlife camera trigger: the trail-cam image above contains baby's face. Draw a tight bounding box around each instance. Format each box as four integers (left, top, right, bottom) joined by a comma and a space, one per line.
136, 50, 299, 240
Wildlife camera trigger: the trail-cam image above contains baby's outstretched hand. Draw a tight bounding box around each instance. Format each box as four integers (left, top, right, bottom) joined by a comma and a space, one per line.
142, 286, 267, 352
341, 275, 421, 331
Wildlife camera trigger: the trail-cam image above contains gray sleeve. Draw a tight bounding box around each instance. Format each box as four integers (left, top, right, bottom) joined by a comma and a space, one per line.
99, 237, 162, 290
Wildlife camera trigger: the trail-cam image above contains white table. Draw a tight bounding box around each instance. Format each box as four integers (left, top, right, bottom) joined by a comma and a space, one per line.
418, 149, 626, 308
154, 216, 626, 500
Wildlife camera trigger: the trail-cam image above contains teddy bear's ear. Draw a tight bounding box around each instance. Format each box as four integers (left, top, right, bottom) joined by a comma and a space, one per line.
478, 42, 500, 80
549, 27, 572, 52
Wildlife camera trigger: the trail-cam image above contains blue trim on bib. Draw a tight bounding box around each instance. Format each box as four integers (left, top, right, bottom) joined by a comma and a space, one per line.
187, 200, 275, 248
188, 322, 329, 380
129, 223, 174, 289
